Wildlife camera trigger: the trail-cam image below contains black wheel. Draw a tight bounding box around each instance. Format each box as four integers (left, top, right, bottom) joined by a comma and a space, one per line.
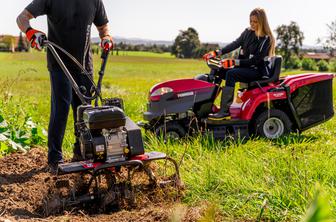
154, 121, 186, 140
254, 109, 292, 139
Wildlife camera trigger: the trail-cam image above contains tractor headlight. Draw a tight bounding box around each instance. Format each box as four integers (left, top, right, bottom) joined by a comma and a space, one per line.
150, 87, 173, 102
150, 87, 173, 97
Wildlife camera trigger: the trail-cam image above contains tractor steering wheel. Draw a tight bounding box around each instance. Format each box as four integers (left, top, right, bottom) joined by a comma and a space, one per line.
207, 57, 222, 70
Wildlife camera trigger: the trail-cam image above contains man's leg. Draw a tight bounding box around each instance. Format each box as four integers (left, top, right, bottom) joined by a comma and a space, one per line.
48, 70, 72, 167
71, 88, 83, 158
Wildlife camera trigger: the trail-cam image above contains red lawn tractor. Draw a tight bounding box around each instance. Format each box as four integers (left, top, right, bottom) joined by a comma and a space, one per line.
140, 57, 335, 140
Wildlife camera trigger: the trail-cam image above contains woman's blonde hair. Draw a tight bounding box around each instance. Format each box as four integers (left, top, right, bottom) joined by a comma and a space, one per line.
250, 8, 275, 56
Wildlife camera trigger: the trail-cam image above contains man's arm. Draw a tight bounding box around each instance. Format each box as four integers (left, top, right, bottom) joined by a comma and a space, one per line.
17, 9, 46, 50
97, 23, 113, 50
96, 23, 110, 39
16, 9, 34, 33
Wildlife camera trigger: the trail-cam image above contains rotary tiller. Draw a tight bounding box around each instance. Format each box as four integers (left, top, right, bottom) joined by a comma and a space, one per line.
41, 40, 181, 214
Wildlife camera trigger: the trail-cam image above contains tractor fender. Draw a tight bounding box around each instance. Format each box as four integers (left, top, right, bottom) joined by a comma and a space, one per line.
240, 91, 287, 120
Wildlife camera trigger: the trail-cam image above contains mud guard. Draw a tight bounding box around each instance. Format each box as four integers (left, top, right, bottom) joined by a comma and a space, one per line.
58, 151, 167, 175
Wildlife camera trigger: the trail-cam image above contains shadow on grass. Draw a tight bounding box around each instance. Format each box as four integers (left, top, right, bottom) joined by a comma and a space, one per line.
143, 129, 249, 152
270, 133, 319, 147
143, 128, 321, 153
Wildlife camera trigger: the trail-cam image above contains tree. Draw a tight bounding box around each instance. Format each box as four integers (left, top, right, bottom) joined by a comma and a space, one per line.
17, 32, 28, 52
171, 27, 201, 58
275, 22, 304, 69
318, 20, 336, 57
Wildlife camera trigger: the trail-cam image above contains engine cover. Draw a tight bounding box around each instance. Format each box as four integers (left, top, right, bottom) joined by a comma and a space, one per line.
83, 106, 126, 130
103, 128, 128, 162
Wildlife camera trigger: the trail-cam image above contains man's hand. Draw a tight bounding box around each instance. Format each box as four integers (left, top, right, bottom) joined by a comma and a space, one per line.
202, 51, 217, 61
26, 28, 46, 51
101, 35, 113, 51
221, 59, 235, 69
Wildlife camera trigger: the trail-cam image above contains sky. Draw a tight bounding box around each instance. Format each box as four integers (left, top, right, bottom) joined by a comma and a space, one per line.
1, 0, 336, 46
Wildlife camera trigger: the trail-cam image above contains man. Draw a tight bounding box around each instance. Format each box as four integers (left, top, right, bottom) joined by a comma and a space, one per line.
16, 0, 113, 173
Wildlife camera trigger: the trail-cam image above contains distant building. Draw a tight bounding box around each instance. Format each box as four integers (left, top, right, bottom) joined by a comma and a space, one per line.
302, 52, 333, 62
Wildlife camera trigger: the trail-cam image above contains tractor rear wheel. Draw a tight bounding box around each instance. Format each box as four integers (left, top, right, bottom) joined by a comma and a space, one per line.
254, 109, 292, 139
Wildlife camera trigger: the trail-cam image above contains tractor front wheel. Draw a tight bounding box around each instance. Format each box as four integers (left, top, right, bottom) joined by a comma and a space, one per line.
254, 109, 292, 139
155, 121, 186, 140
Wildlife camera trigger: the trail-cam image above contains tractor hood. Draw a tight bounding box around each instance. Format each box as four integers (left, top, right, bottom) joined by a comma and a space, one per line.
149, 79, 215, 102
144, 79, 216, 121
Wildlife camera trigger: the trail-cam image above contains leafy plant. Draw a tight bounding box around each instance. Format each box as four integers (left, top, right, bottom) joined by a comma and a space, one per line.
0, 113, 47, 157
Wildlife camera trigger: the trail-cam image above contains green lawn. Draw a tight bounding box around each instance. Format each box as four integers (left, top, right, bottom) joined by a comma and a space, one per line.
0, 51, 335, 221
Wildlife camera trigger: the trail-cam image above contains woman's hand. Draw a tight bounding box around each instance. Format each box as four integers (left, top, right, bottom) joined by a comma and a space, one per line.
202, 51, 217, 61
221, 59, 236, 69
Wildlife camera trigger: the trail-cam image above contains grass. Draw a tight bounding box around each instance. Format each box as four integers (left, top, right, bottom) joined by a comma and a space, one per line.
0, 51, 335, 221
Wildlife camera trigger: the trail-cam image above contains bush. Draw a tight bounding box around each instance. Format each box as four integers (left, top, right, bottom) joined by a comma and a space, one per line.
302, 58, 317, 71
285, 56, 301, 69
317, 60, 329, 72
329, 59, 336, 72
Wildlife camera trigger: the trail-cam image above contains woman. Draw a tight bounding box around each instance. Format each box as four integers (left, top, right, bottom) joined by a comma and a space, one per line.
203, 8, 275, 120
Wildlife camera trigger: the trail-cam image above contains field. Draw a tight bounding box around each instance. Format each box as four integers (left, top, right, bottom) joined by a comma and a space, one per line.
0, 51, 335, 221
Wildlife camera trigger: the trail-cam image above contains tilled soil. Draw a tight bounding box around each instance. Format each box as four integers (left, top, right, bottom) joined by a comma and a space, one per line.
0, 148, 205, 222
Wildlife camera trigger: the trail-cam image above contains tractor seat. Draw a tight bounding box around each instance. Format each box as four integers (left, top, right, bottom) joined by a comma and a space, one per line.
248, 56, 282, 88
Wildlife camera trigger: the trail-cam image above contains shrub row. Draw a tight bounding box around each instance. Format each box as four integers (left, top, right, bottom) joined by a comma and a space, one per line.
285, 57, 336, 72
